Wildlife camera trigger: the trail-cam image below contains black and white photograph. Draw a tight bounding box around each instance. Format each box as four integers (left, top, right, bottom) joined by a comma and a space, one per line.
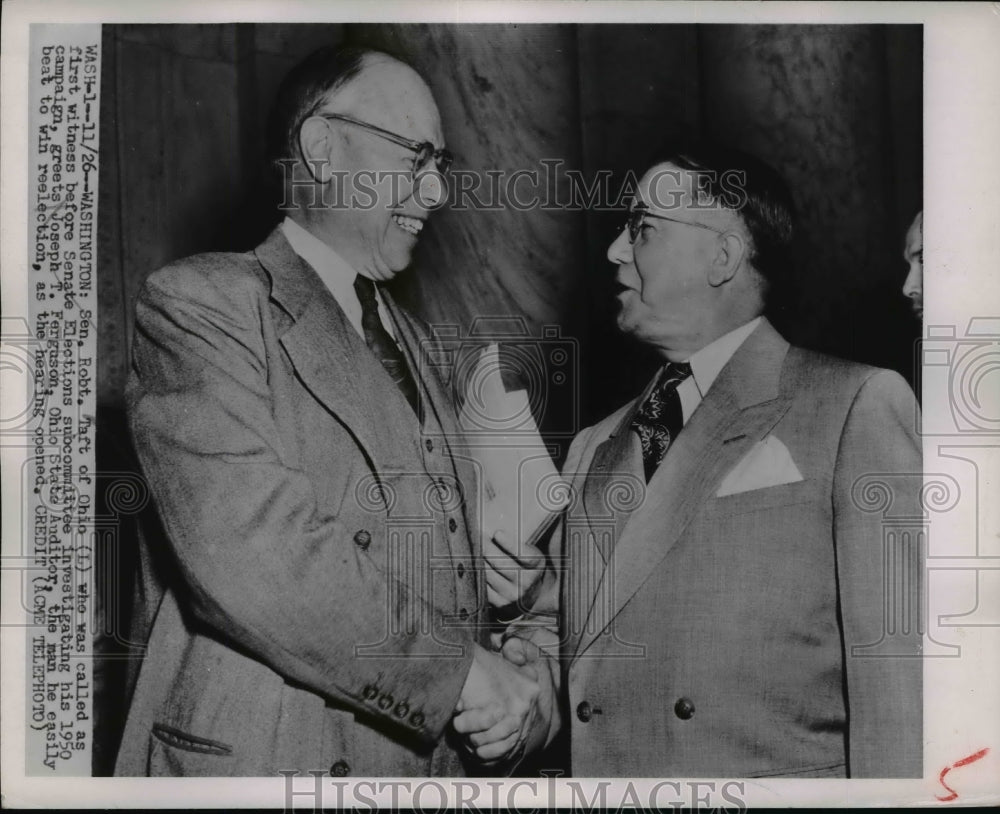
2, 2, 998, 809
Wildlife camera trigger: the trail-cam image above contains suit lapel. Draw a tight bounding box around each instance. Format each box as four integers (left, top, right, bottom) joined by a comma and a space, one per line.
581, 416, 644, 564
256, 227, 417, 474
572, 320, 793, 662
563, 385, 650, 658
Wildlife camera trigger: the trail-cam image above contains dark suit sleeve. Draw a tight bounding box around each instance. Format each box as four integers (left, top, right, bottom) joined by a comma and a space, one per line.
127, 264, 474, 744
832, 369, 923, 777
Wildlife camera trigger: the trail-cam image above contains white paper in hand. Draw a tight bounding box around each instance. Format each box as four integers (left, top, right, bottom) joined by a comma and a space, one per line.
458, 343, 569, 550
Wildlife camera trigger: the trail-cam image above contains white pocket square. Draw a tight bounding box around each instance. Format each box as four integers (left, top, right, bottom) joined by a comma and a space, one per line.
716, 435, 803, 497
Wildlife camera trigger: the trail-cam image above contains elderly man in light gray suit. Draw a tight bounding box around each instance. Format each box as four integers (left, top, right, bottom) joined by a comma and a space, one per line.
115, 45, 541, 777
468, 143, 923, 778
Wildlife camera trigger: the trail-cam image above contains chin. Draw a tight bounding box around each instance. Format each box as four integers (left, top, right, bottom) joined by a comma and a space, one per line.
376, 251, 414, 280
615, 295, 644, 329
615, 312, 639, 338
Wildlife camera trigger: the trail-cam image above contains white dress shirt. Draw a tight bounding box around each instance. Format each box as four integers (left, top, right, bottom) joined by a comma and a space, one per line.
674, 317, 762, 424
280, 217, 397, 341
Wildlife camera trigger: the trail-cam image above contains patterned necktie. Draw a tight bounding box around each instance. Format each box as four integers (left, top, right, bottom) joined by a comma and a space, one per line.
353, 275, 420, 415
630, 361, 692, 482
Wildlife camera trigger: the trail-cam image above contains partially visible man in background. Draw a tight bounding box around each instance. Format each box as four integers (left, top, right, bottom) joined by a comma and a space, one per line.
116, 44, 539, 777
902, 210, 923, 318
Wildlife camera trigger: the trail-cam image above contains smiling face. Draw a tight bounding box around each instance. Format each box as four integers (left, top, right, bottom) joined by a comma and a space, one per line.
607, 163, 735, 358
902, 211, 923, 318
308, 56, 446, 281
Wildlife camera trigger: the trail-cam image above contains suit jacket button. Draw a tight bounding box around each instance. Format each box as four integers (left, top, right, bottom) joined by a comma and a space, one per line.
674, 697, 695, 720
576, 701, 593, 723
377, 693, 394, 711
362, 684, 378, 701
330, 760, 350, 777
425, 438, 434, 452
394, 702, 409, 718
456, 562, 465, 578
410, 711, 425, 728
448, 517, 458, 533
353, 530, 371, 550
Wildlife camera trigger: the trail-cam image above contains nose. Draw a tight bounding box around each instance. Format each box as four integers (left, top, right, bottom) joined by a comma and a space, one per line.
414, 169, 444, 209
902, 262, 922, 301
607, 227, 633, 265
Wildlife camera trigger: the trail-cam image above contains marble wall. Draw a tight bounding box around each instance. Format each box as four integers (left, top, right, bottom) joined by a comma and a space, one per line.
351, 24, 585, 333
97, 22, 922, 424
699, 25, 906, 353
576, 24, 922, 417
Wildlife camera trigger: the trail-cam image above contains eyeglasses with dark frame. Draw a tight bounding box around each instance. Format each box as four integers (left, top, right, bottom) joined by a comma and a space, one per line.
625, 207, 725, 244
315, 112, 454, 176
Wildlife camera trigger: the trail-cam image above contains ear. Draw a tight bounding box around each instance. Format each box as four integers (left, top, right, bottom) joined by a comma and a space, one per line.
707, 231, 747, 287
297, 116, 336, 183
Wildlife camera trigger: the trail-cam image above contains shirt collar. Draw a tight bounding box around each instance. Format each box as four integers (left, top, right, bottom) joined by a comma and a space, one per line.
280, 217, 399, 342
281, 216, 361, 287
684, 316, 762, 399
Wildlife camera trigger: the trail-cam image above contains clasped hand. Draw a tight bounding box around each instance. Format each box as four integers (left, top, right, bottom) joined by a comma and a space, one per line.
453, 640, 546, 765
453, 638, 550, 766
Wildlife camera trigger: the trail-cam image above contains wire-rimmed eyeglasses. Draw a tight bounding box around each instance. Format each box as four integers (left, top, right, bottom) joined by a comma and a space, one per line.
316, 112, 454, 176
625, 207, 725, 244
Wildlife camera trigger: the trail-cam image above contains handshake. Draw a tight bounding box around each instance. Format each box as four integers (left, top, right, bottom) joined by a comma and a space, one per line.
453, 636, 554, 767
451, 530, 557, 767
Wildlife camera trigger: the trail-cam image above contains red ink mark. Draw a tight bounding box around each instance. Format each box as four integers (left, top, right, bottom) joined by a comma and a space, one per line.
936, 747, 990, 801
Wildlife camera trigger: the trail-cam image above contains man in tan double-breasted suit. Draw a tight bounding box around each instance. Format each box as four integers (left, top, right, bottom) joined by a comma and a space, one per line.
116, 45, 541, 777
489, 143, 922, 778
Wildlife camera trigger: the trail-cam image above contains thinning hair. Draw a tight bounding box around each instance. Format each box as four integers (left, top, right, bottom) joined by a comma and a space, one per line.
644, 140, 797, 296
266, 44, 389, 170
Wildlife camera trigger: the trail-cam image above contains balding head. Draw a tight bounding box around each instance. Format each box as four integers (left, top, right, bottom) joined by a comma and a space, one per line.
272, 45, 448, 280
267, 44, 375, 169
325, 53, 442, 147
268, 45, 443, 172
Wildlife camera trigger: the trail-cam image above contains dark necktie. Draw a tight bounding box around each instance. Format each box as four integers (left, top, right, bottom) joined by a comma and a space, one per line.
630, 361, 692, 482
353, 275, 420, 415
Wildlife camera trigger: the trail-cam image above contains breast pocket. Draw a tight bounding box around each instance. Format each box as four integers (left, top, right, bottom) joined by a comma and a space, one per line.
703, 477, 821, 518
